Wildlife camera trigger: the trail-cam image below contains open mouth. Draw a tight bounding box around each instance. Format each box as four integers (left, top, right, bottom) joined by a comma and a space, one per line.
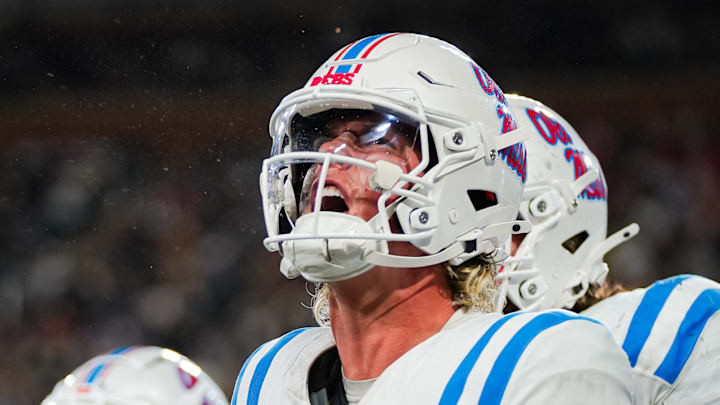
319, 185, 349, 213
308, 183, 350, 213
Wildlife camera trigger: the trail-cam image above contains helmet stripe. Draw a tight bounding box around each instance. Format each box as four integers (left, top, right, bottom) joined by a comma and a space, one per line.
352, 33, 402, 73
326, 40, 358, 75
335, 33, 393, 74
78, 346, 137, 391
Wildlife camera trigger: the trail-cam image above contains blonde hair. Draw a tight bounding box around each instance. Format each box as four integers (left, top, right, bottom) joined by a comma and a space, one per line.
311, 255, 498, 326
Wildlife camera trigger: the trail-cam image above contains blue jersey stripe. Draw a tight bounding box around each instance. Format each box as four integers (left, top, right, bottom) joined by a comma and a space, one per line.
335, 34, 387, 73
478, 312, 601, 405
438, 313, 522, 405
654, 288, 720, 384
230, 342, 270, 405
246, 328, 309, 405
622, 275, 694, 367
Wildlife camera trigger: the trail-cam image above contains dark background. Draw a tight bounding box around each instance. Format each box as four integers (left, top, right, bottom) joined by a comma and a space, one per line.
1, 1, 719, 404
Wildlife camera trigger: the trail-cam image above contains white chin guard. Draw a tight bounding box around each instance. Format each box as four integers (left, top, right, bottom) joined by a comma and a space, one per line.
279, 212, 387, 283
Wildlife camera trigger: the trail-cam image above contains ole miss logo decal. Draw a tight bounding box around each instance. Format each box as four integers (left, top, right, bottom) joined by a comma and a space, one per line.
526, 108, 607, 200
471, 63, 526, 183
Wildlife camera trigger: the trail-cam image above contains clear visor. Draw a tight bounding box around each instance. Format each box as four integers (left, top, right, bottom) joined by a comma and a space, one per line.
267, 108, 422, 226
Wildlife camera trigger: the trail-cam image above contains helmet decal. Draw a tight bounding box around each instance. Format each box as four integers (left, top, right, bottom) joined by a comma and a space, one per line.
76, 346, 138, 393
564, 148, 607, 200
472, 63, 526, 183
310, 33, 401, 86
472, 64, 508, 105
499, 141, 527, 184
526, 106, 606, 200
178, 366, 199, 389
526, 108, 573, 146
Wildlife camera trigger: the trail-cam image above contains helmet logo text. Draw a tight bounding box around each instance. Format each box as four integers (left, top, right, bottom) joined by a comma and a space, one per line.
526, 107, 606, 200
472, 63, 526, 183
527, 109, 573, 145
310, 72, 355, 86
564, 148, 607, 200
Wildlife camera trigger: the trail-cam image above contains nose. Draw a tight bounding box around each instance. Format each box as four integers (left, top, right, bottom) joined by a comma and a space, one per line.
318, 141, 353, 171
318, 134, 359, 159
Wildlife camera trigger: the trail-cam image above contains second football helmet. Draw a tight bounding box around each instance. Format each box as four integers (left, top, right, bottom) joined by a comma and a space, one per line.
260, 33, 534, 282
41, 346, 229, 405
496, 94, 638, 311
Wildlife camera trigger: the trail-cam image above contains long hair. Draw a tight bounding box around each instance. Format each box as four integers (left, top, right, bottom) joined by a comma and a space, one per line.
311, 255, 499, 326
570, 278, 628, 313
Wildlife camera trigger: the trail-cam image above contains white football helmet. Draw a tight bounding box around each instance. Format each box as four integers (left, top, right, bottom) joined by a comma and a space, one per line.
260, 33, 535, 283
496, 94, 639, 311
41, 346, 229, 405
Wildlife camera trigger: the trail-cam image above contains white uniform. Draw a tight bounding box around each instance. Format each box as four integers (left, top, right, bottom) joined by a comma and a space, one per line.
583, 275, 720, 404
232, 309, 633, 405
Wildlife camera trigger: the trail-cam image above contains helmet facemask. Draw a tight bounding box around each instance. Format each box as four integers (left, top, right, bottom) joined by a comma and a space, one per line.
261, 89, 443, 282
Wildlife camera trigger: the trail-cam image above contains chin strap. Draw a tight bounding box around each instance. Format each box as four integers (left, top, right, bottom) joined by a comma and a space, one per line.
365, 219, 531, 268
365, 242, 465, 268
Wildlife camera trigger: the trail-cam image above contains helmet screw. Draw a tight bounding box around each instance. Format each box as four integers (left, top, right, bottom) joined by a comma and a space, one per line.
528, 283, 537, 295
418, 211, 429, 224
512, 224, 520, 232
452, 133, 463, 145
489, 149, 497, 160
449, 209, 459, 224
571, 199, 578, 208
537, 200, 547, 213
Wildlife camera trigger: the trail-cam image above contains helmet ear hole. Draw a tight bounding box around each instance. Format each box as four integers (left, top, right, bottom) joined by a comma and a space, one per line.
561, 230, 589, 254
467, 190, 498, 211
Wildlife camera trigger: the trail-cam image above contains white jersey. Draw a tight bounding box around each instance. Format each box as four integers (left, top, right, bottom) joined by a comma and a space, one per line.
582, 275, 720, 405
232, 309, 632, 405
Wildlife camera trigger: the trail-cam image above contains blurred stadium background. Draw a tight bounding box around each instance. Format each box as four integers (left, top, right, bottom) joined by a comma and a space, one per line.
1, 1, 718, 404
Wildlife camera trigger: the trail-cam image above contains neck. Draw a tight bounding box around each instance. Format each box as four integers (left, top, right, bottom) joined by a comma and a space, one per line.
328, 262, 456, 380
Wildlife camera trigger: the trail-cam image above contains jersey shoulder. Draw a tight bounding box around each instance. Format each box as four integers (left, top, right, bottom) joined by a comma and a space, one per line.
362, 309, 632, 405
583, 274, 720, 404
231, 326, 334, 405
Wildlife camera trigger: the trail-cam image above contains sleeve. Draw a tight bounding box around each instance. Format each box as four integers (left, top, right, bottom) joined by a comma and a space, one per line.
501, 316, 634, 405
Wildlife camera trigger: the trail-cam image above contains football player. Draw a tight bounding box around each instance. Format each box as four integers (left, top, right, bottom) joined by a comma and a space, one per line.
234, 33, 634, 404
501, 93, 720, 404
41, 345, 229, 405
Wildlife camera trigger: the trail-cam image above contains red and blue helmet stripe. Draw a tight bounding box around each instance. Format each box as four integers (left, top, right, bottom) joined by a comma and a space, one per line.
77, 346, 139, 392
328, 33, 401, 75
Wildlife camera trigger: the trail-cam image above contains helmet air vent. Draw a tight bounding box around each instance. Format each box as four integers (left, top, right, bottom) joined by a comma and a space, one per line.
416, 71, 452, 87
561, 230, 589, 254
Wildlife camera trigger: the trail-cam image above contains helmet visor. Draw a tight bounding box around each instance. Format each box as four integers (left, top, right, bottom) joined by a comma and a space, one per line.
269, 108, 421, 222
